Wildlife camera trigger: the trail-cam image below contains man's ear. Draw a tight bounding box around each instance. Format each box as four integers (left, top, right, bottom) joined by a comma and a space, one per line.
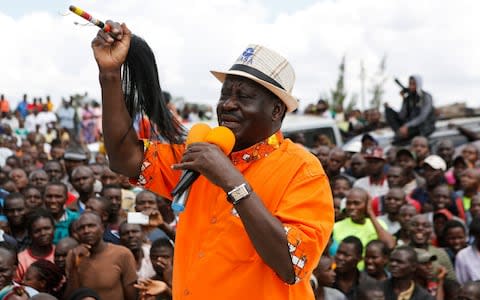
272, 100, 286, 121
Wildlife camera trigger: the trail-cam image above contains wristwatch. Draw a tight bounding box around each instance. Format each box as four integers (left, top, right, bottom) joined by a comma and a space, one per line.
226, 183, 252, 205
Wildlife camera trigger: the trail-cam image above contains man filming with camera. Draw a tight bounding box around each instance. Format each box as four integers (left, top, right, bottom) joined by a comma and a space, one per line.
384, 75, 436, 144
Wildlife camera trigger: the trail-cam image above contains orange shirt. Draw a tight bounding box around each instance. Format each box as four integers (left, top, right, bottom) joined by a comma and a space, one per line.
131, 132, 334, 299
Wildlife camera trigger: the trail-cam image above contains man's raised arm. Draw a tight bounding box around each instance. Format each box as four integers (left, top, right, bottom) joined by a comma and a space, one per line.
91, 21, 144, 177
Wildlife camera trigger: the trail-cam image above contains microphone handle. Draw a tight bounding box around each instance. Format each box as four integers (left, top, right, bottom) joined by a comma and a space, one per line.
171, 170, 200, 196
171, 187, 190, 213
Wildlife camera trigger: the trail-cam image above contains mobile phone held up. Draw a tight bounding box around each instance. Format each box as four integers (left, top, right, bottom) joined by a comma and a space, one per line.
127, 212, 149, 225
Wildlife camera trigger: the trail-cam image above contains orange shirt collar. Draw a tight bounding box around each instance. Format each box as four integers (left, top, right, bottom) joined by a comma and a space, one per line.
230, 131, 283, 165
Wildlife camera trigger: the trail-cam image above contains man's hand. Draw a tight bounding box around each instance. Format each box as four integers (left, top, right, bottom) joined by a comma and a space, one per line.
91, 21, 131, 73
134, 279, 169, 297
172, 142, 244, 192
398, 126, 408, 138
153, 257, 173, 286
366, 195, 375, 219
144, 209, 164, 227
71, 244, 91, 267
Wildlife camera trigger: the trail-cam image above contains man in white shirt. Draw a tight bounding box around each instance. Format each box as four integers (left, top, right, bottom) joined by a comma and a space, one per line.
354, 147, 389, 198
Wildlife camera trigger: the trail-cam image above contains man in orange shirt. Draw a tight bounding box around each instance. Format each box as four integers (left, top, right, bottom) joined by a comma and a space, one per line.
90, 21, 334, 299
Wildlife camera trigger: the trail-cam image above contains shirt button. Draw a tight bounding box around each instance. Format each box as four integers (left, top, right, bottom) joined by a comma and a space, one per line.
210, 217, 217, 224
184, 289, 190, 295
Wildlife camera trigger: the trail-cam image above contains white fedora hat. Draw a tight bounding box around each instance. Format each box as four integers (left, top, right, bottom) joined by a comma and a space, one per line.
211, 44, 298, 112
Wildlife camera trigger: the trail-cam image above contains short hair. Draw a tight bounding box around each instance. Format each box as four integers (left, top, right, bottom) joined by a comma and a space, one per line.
44, 182, 68, 198
151, 237, 174, 251
443, 220, 466, 237
366, 240, 390, 257
26, 208, 55, 236
28, 259, 64, 296
332, 175, 353, 188
341, 236, 363, 257
0, 241, 18, 265
101, 184, 122, 195
357, 280, 384, 300
28, 169, 48, 180
393, 245, 418, 264
4, 192, 25, 204
470, 217, 480, 237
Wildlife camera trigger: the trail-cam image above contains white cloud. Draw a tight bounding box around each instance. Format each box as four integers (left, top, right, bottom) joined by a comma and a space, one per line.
0, 0, 478, 112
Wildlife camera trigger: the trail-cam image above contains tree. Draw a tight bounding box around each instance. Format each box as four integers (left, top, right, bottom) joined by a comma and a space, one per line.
369, 55, 387, 109
330, 55, 347, 112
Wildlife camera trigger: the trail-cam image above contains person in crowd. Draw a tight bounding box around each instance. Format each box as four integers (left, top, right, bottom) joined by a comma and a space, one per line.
311, 255, 347, 300
455, 217, 480, 284
347, 153, 367, 179
68, 166, 96, 213
461, 144, 479, 168
9, 168, 29, 192
62, 145, 89, 198
134, 190, 173, 241
22, 185, 43, 211
3, 193, 29, 250
16, 209, 55, 281
381, 245, 434, 300
0, 242, 24, 295
450, 156, 469, 191
411, 136, 430, 168
457, 168, 480, 213
408, 214, 456, 281
100, 184, 125, 234
312, 145, 331, 168
326, 148, 349, 184
119, 222, 156, 279
442, 219, 467, 265
333, 236, 371, 300
101, 166, 136, 212
364, 240, 390, 281
43, 160, 64, 183
331, 175, 352, 200
84, 195, 120, 244
54, 237, 78, 274
384, 75, 436, 143
353, 147, 389, 198
356, 280, 385, 300
43, 182, 79, 244
28, 170, 48, 193
457, 280, 480, 300
427, 184, 465, 224
65, 212, 137, 300
396, 148, 425, 194
467, 195, 480, 225
23, 259, 64, 298
394, 203, 418, 246
333, 188, 395, 258
436, 140, 455, 169
377, 188, 407, 234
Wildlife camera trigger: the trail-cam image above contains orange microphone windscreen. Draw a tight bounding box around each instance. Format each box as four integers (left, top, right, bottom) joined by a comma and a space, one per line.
205, 126, 236, 155
186, 123, 212, 145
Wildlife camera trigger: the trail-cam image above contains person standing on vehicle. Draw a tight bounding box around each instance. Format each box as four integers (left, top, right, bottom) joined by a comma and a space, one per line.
384, 75, 436, 144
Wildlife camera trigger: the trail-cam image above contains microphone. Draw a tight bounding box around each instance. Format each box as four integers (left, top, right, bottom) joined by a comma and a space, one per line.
171, 126, 236, 213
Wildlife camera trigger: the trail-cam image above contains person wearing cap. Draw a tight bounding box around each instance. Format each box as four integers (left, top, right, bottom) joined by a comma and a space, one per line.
381, 245, 434, 300
384, 75, 436, 144
396, 148, 425, 193
413, 248, 458, 300
353, 147, 389, 198
91, 21, 334, 299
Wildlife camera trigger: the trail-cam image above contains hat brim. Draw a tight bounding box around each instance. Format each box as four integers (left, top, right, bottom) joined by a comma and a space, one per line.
210, 70, 298, 113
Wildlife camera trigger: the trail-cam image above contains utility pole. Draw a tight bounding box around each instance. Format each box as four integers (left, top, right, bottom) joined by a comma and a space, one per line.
360, 60, 366, 111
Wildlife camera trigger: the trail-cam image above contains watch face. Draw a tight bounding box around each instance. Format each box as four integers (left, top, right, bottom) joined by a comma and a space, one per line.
231, 186, 248, 200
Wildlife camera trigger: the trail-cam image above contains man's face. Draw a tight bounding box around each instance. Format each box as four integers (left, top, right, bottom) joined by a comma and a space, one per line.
445, 227, 467, 254
387, 167, 405, 188
216, 75, 282, 151
334, 242, 359, 275
471, 197, 480, 220
24, 188, 43, 210
50, 147, 65, 160
313, 256, 336, 287
55, 242, 77, 272
409, 215, 433, 246
4, 198, 26, 227
416, 261, 434, 280
365, 244, 388, 277
423, 165, 443, 186
150, 245, 174, 275
411, 138, 429, 160
384, 189, 405, 214
120, 224, 143, 251
89, 165, 104, 181
135, 192, 157, 212
437, 142, 454, 164
10, 169, 28, 190
313, 145, 330, 167
345, 190, 366, 223
0, 250, 16, 290
460, 169, 480, 191
388, 249, 415, 279
101, 168, 120, 186
462, 145, 478, 163
350, 155, 367, 178
72, 168, 95, 195
397, 154, 416, 173
30, 172, 48, 190
85, 198, 108, 223
102, 188, 122, 214
44, 162, 63, 182
366, 158, 384, 177
432, 186, 450, 210
64, 159, 85, 177
31, 217, 54, 247
398, 205, 417, 229
408, 78, 417, 93
44, 185, 67, 216
76, 214, 104, 246
327, 151, 346, 174
332, 179, 350, 198
457, 284, 480, 300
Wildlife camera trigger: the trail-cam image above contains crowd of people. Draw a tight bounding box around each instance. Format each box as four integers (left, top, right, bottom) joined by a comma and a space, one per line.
0, 91, 479, 300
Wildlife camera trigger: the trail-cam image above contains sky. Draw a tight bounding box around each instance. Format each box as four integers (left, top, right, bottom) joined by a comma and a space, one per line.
0, 0, 478, 111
